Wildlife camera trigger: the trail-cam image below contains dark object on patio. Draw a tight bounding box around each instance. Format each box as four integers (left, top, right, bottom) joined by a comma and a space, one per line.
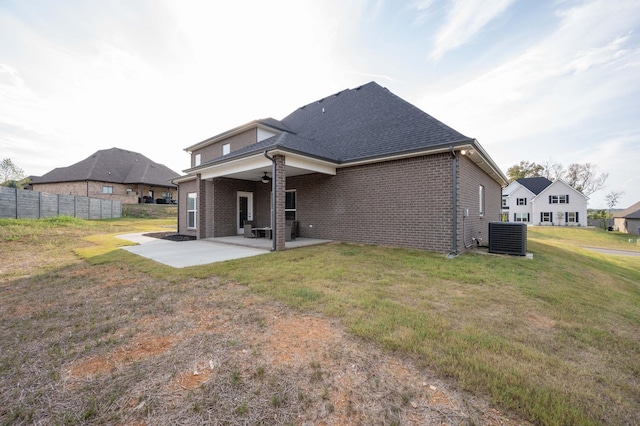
244, 220, 256, 238
285, 220, 298, 241
143, 232, 196, 242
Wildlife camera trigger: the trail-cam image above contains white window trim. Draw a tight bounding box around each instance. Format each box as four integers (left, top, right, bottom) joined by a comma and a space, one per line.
479, 185, 485, 217
222, 143, 230, 155
187, 192, 197, 229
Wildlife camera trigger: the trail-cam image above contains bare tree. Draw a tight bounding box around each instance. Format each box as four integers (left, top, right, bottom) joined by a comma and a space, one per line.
541, 158, 564, 181
1, 158, 26, 185
564, 163, 608, 196
605, 190, 624, 217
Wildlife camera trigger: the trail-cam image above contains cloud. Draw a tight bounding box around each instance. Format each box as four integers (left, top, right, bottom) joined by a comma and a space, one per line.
418, 0, 640, 207
424, 0, 640, 142
429, 0, 516, 60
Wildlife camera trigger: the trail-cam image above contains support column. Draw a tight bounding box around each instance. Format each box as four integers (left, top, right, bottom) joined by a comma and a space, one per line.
274, 154, 286, 250
197, 174, 207, 239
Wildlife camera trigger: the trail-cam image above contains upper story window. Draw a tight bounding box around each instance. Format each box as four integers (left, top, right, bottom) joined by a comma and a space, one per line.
194, 153, 201, 166
223, 143, 230, 155
102, 186, 113, 194
549, 194, 569, 204
502, 197, 508, 208
517, 198, 527, 205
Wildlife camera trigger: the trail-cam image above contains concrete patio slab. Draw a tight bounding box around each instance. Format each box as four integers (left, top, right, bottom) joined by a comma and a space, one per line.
116, 233, 268, 268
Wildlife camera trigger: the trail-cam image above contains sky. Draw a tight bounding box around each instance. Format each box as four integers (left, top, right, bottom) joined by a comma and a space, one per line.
1, 0, 639, 209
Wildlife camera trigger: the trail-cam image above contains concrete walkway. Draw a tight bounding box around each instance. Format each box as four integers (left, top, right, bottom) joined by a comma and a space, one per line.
582, 246, 640, 257
116, 233, 268, 268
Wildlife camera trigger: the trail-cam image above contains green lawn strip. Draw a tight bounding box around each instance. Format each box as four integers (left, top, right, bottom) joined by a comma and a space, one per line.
36, 220, 640, 425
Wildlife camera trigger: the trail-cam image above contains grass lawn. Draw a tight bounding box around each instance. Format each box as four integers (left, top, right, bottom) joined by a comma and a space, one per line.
1, 218, 639, 425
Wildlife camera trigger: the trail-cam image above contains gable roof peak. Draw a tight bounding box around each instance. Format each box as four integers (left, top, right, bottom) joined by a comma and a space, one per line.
515, 177, 553, 195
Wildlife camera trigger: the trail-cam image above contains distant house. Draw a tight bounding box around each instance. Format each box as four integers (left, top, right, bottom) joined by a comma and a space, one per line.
613, 201, 640, 235
32, 148, 179, 204
502, 177, 588, 226
174, 82, 509, 253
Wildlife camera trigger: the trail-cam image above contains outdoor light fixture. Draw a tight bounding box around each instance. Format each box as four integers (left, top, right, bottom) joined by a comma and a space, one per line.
261, 172, 271, 184
461, 149, 474, 156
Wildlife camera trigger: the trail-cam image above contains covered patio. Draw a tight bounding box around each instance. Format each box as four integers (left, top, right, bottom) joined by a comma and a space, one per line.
177, 147, 337, 251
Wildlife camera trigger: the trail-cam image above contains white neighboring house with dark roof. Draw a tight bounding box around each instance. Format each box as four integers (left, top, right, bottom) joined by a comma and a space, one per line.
613, 201, 640, 235
502, 177, 588, 226
32, 148, 179, 204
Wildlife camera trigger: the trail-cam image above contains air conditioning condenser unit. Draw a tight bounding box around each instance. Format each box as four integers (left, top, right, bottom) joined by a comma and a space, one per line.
488, 222, 527, 256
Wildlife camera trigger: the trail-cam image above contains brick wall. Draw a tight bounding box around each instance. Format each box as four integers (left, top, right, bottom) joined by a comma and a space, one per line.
288, 153, 455, 252
178, 179, 197, 237
457, 154, 503, 250
177, 152, 504, 253
210, 178, 257, 237
32, 181, 175, 205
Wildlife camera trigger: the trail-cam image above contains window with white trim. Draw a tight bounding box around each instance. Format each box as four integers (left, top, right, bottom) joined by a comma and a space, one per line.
187, 192, 197, 229
514, 213, 529, 222
549, 194, 569, 204
285, 190, 296, 221
517, 198, 527, 205
102, 186, 113, 194
222, 143, 230, 155
479, 185, 485, 216
567, 212, 577, 223
194, 153, 201, 166
502, 197, 508, 208
541, 212, 552, 223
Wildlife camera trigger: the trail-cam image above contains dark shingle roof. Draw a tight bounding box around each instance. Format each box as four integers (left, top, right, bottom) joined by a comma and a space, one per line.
199, 82, 473, 167
516, 177, 553, 195
615, 201, 640, 219
280, 82, 472, 162
35, 148, 179, 187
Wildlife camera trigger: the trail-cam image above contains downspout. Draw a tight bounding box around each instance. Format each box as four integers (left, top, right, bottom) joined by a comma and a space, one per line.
264, 151, 276, 252
450, 146, 458, 255
175, 183, 180, 234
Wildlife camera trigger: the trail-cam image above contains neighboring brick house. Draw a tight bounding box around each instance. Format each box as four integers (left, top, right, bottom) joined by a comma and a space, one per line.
32, 148, 178, 204
613, 201, 640, 235
173, 82, 508, 253
502, 177, 588, 226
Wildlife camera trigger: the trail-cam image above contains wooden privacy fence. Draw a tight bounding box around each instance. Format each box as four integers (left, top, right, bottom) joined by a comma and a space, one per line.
0, 186, 121, 220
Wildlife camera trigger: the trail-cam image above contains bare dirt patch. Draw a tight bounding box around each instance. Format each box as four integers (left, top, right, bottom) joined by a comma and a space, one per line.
0, 235, 531, 425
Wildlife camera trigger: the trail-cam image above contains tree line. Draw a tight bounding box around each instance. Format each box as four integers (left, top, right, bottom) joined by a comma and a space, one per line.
506, 159, 608, 197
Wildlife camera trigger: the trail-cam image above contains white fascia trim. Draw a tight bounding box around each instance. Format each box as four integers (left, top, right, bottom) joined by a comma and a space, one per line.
199, 154, 272, 180
267, 149, 337, 175
171, 175, 197, 184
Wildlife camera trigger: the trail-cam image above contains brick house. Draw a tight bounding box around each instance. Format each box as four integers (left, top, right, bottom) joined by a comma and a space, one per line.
173, 82, 508, 253
614, 201, 640, 235
32, 148, 178, 204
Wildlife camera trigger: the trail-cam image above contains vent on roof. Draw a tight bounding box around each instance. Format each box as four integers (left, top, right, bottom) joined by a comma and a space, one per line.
489, 222, 527, 256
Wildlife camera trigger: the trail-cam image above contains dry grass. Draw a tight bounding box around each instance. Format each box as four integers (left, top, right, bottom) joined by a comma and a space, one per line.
0, 218, 527, 425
